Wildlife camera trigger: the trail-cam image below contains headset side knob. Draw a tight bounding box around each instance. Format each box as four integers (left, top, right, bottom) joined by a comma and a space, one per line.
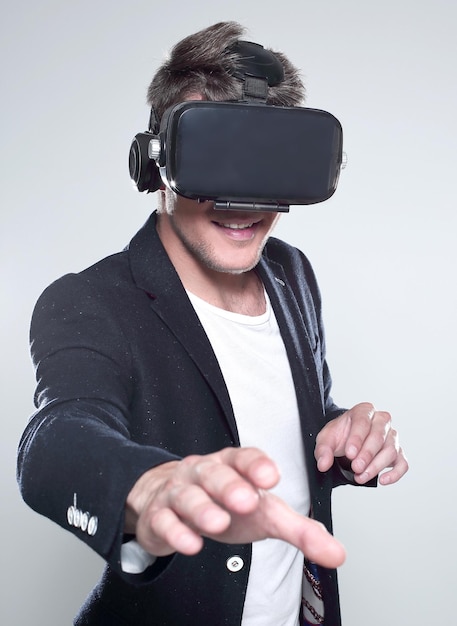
148, 137, 162, 162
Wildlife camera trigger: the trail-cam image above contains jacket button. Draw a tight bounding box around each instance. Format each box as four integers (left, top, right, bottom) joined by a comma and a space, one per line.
226, 556, 244, 572
67, 506, 75, 526
80, 512, 89, 532
87, 516, 98, 536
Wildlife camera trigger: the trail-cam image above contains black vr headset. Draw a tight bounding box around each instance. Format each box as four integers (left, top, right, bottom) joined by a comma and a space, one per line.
129, 41, 344, 212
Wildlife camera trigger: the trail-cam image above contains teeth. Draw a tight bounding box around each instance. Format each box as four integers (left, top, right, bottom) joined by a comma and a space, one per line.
220, 223, 254, 230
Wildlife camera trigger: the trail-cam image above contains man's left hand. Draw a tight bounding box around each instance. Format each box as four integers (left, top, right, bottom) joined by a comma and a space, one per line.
314, 402, 408, 485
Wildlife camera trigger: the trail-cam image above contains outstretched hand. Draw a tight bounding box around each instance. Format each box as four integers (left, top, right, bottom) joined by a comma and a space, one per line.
315, 402, 409, 485
125, 447, 345, 569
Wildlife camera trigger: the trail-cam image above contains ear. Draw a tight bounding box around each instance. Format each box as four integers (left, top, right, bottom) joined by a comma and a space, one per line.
129, 132, 162, 193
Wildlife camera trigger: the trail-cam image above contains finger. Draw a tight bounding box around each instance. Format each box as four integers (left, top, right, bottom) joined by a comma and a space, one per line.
352, 444, 397, 484
137, 506, 204, 556
314, 411, 352, 466
295, 519, 346, 569
186, 456, 262, 514
218, 446, 281, 489
264, 496, 346, 569
378, 449, 409, 485
347, 410, 391, 471
352, 430, 407, 484
314, 443, 337, 473
343, 404, 377, 460
167, 483, 231, 533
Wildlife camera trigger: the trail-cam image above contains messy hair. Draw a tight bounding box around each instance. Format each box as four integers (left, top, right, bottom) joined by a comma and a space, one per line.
147, 21, 305, 123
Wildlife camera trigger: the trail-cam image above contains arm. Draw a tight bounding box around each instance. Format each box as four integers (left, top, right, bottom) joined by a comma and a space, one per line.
17, 274, 179, 574
17, 398, 180, 570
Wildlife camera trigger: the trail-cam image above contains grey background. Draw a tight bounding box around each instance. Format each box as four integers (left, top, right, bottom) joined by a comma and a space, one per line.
2, 0, 456, 623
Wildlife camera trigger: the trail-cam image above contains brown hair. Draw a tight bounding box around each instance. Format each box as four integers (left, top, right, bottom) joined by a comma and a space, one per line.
147, 21, 305, 123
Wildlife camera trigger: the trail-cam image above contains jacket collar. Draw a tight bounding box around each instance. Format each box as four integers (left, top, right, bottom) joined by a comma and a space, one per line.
258, 253, 325, 432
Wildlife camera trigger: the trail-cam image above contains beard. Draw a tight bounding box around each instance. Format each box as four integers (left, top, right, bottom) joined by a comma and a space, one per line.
168, 216, 268, 275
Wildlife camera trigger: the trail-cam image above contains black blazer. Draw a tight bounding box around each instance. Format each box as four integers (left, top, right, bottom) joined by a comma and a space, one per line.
18, 213, 359, 625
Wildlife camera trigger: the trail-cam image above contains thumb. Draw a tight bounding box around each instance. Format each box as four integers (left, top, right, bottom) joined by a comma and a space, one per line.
297, 517, 346, 569
314, 442, 336, 473
267, 498, 346, 568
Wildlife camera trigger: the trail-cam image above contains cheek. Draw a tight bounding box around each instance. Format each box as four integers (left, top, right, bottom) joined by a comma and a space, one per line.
172, 212, 207, 246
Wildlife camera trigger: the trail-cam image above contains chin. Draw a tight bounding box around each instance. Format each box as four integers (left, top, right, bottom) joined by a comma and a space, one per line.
208, 254, 259, 274
224, 267, 251, 275
219, 260, 259, 274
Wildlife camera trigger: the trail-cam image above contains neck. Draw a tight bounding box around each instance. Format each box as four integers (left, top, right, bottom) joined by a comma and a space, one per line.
189, 271, 266, 316
156, 214, 266, 315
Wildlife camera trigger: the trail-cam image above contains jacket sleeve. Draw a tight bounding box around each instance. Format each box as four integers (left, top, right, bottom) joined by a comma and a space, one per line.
17, 273, 179, 578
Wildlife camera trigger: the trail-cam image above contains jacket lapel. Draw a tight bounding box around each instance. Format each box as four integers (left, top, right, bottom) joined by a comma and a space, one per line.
127, 213, 240, 442
257, 256, 325, 445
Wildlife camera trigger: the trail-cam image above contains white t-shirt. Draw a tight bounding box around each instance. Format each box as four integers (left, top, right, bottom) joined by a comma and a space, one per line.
121, 289, 311, 626
187, 289, 310, 626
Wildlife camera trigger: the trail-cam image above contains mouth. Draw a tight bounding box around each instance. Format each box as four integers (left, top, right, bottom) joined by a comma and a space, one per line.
211, 218, 261, 241
216, 222, 255, 230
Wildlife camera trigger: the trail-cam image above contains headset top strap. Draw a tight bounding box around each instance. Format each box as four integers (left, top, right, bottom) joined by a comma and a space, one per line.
228, 40, 284, 87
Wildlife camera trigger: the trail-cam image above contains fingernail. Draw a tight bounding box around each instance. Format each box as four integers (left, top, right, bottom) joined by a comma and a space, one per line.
347, 445, 358, 458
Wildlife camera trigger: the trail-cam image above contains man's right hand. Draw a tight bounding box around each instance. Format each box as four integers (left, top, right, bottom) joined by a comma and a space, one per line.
125, 446, 345, 569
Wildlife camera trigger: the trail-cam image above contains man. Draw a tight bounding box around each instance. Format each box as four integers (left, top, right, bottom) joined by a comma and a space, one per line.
17, 21, 408, 626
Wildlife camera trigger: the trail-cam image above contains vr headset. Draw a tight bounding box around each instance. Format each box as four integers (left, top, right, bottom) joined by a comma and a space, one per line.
129, 41, 344, 212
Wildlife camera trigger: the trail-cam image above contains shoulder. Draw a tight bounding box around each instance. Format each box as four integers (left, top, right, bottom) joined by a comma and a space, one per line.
34, 212, 161, 311
33, 249, 131, 318
30, 245, 141, 361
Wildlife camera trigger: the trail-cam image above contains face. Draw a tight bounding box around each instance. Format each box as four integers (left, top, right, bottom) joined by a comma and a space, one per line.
157, 189, 280, 276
